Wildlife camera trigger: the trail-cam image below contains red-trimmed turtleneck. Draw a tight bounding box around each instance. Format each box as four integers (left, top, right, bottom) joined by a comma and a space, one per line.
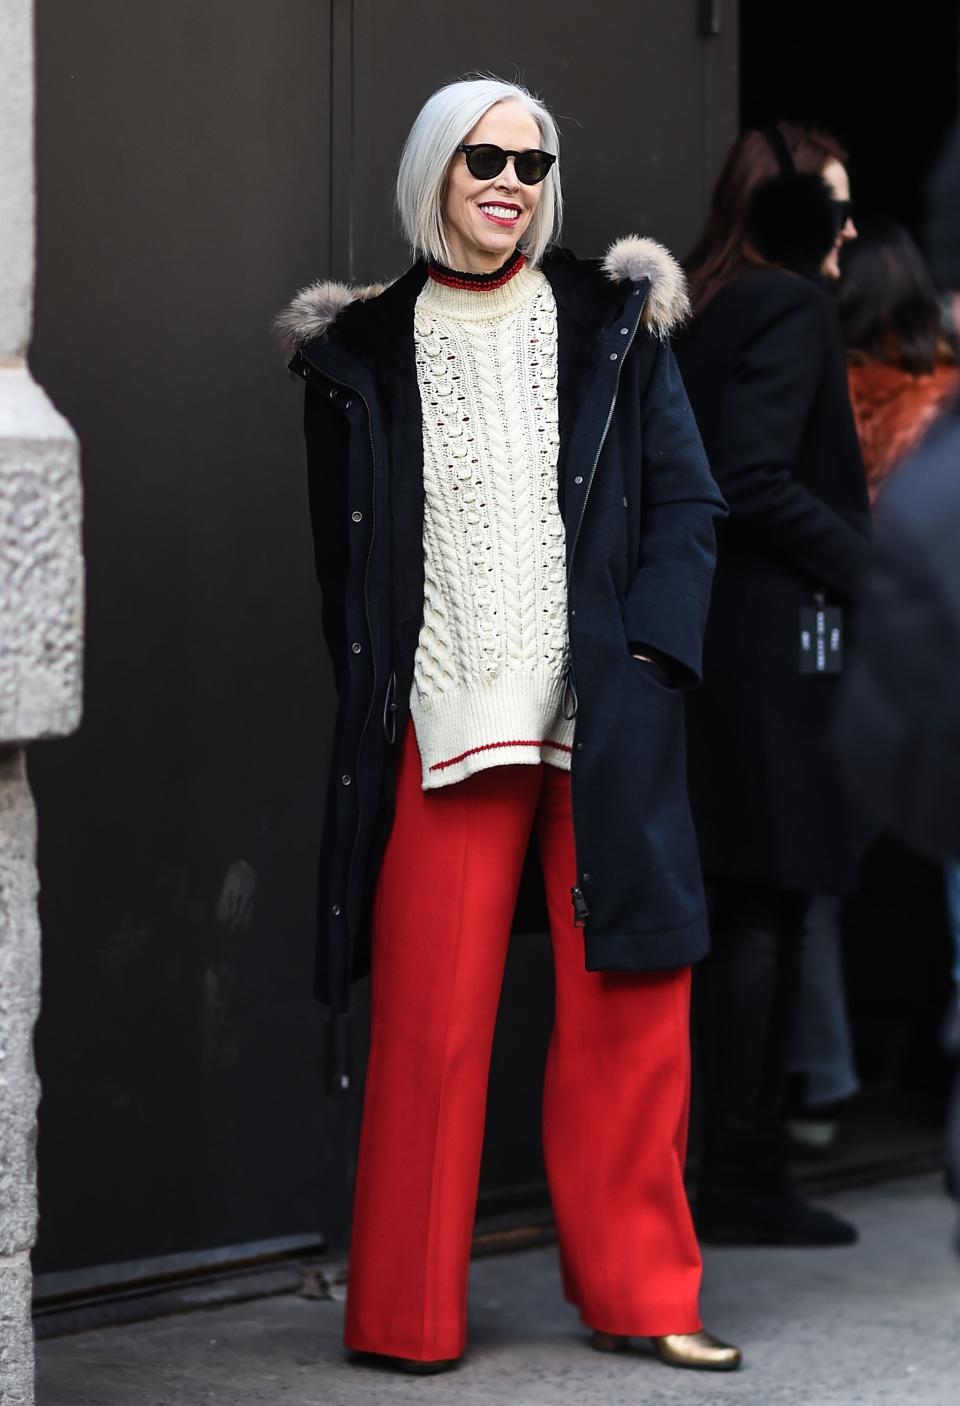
427, 247, 526, 292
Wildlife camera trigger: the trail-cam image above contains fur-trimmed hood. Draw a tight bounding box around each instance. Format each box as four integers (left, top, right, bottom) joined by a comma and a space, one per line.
275, 235, 689, 355
599, 235, 691, 339
275, 280, 389, 357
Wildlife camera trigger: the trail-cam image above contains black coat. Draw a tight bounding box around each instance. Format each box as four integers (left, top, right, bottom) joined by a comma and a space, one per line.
279, 239, 726, 1010
675, 268, 872, 895
835, 402, 960, 860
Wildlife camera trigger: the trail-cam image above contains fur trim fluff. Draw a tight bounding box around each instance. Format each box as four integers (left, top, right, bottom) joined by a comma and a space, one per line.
274, 279, 387, 355
601, 235, 690, 338
277, 235, 689, 352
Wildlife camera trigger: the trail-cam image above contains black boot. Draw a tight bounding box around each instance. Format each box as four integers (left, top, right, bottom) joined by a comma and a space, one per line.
695, 900, 858, 1249
698, 1185, 857, 1246
696, 1129, 857, 1247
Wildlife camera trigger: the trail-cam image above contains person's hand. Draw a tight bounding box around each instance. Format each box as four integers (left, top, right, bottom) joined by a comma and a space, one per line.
216, 859, 256, 931
629, 647, 675, 687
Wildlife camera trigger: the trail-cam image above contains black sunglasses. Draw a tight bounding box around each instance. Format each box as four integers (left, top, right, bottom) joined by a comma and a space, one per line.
831, 198, 854, 229
456, 143, 556, 186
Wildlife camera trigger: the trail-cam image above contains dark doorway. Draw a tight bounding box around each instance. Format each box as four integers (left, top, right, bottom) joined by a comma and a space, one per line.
30, 0, 337, 1280
741, 0, 959, 234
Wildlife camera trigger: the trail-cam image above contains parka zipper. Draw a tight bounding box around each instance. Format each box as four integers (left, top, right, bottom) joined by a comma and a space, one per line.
571, 885, 590, 927
563, 287, 650, 931
566, 289, 649, 574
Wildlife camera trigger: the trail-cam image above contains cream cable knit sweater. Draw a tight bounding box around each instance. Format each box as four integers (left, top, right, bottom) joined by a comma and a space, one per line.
411, 263, 573, 789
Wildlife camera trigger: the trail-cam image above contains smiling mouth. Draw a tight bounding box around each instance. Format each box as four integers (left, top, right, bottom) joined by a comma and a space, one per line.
478, 203, 522, 227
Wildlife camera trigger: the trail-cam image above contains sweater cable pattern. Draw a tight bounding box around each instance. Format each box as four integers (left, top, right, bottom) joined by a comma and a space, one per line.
411, 265, 573, 788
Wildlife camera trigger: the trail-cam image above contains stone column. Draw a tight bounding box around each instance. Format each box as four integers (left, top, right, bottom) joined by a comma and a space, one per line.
0, 3, 83, 1402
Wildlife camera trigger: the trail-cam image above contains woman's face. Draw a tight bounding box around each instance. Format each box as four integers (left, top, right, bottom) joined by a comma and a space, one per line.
821, 158, 857, 279
442, 99, 544, 273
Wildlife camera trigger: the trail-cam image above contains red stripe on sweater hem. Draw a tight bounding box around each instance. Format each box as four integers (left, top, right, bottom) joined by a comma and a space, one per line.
429, 739, 573, 772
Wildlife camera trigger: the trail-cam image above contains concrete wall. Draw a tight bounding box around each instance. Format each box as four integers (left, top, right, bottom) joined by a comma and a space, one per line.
0, 1, 82, 1401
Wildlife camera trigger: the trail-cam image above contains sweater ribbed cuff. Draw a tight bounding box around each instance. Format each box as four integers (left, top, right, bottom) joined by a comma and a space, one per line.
411, 672, 575, 790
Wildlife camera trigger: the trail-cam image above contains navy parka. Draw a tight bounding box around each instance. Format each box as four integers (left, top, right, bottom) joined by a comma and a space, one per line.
281, 239, 726, 1013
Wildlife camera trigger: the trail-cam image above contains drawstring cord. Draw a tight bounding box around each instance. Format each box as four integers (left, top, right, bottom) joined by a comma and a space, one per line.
561, 665, 579, 720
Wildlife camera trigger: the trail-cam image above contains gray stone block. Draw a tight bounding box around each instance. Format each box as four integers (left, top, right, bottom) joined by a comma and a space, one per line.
0, 0, 34, 360
0, 1255, 35, 1406
0, 753, 40, 1263
0, 369, 83, 744
0, 8, 84, 1404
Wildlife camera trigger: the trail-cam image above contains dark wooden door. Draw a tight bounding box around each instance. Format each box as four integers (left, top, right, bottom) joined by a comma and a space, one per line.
30, 0, 736, 1280
31, 0, 337, 1276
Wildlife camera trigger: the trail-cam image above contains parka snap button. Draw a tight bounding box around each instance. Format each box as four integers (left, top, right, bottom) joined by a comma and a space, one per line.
609, 352, 619, 361
577, 742, 584, 751
351, 642, 362, 654
351, 510, 363, 523
583, 873, 591, 882
328, 388, 337, 399
331, 904, 341, 916
574, 475, 583, 485
341, 774, 352, 786
620, 327, 629, 334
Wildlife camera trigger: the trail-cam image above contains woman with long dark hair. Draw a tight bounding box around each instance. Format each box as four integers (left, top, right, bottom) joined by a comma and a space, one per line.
840, 215, 958, 500
686, 122, 856, 306
279, 78, 739, 1373
675, 122, 871, 1246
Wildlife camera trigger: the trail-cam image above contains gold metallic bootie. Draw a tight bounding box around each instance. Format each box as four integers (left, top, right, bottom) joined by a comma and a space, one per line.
591, 1329, 742, 1372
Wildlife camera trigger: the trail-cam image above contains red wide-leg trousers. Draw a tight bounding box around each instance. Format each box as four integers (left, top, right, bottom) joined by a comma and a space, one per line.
344, 723, 703, 1362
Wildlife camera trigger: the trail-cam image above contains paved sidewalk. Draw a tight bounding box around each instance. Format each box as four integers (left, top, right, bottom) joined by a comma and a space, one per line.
37, 1176, 960, 1406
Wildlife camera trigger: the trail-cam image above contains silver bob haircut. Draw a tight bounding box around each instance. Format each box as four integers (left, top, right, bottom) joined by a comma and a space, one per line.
396, 77, 562, 268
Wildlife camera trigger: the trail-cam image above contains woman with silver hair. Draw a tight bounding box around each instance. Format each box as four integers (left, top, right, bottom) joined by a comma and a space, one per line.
279, 77, 738, 1375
